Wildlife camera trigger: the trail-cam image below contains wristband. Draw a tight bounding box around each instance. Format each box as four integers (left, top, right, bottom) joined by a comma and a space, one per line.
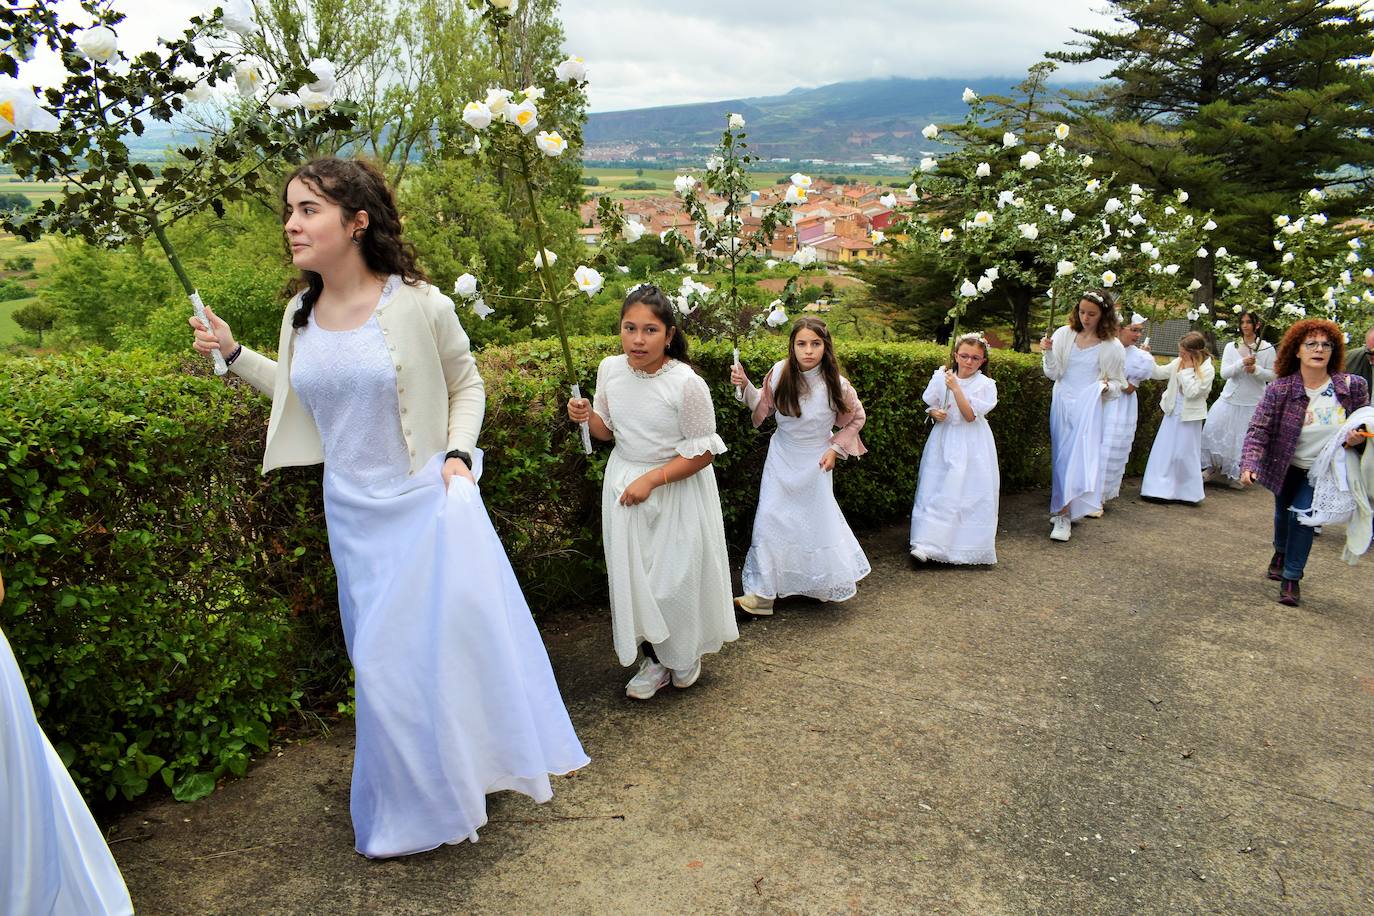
225, 344, 243, 366
445, 449, 473, 470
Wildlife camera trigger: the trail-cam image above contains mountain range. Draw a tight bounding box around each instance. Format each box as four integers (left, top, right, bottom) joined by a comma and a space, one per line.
585, 76, 1095, 164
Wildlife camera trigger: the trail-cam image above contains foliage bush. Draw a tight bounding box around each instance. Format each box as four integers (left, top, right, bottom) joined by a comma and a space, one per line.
0, 337, 1203, 804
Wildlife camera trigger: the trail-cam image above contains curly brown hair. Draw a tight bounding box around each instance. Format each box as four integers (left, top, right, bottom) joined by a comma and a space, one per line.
282, 158, 427, 328
1274, 318, 1346, 378
1068, 289, 1120, 340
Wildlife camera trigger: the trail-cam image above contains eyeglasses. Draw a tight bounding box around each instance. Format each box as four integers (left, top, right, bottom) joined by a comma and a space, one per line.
954, 352, 984, 362
1302, 339, 1333, 351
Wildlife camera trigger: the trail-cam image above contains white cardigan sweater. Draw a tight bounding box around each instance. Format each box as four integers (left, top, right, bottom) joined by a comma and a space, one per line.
1041, 325, 1127, 399
1151, 357, 1215, 421
230, 280, 485, 476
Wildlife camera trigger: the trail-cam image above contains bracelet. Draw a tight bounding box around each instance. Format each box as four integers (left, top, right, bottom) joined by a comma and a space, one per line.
225, 344, 243, 366
661, 467, 669, 487
445, 449, 473, 470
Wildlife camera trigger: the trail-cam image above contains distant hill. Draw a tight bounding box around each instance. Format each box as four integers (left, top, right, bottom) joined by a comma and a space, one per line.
585, 76, 1095, 164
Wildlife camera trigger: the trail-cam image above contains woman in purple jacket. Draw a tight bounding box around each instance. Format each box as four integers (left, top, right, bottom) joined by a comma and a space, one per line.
1240, 319, 1370, 606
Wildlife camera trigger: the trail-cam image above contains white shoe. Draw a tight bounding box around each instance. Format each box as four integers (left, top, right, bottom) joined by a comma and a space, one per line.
909, 545, 929, 561
734, 594, 774, 616
1050, 515, 1071, 541
625, 658, 670, 700
1084, 508, 1104, 518
670, 659, 702, 689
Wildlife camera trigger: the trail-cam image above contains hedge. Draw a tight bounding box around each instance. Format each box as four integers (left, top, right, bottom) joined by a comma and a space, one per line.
0, 338, 1197, 804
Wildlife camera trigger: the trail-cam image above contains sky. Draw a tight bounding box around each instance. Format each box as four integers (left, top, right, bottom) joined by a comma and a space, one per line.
21, 0, 1119, 112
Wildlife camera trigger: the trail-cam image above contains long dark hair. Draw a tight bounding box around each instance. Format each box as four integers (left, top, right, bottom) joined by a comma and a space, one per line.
283, 158, 427, 329
774, 316, 843, 418
621, 285, 689, 362
1069, 288, 1120, 340
1274, 318, 1345, 378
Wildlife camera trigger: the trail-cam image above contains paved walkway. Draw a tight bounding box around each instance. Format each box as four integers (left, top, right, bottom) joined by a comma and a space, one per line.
110, 481, 1374, 914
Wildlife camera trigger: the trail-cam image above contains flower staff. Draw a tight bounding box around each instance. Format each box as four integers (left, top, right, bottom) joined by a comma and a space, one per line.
0, 2, 351, 373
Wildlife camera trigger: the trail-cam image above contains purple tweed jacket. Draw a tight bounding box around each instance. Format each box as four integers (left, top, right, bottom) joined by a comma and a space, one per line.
1240, 372, 1370, 492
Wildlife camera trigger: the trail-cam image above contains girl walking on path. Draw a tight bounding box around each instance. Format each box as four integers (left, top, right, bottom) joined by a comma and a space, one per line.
1140, 331, 1215, 504
908, 332, 1000, 565
1041, 290, 1127, 541
1101, 312, 1159, 507
190, 158, 587, 858
567, 285, 737, 699
729, 317, 871, 614
1240, 319, 1370, 606
1203, 311, 1277, 488
1, 570, 134, 916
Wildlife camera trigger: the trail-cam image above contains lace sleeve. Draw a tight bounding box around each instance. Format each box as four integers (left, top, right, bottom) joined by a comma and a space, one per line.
678, 372, 728, 458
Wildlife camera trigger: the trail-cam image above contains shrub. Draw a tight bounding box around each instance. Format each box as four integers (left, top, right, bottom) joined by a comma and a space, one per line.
0, 278, 29, 301
4, 254, 36, 271
618, 179, 657, 190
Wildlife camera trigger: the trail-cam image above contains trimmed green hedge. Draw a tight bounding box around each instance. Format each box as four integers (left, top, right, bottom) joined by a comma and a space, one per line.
0, 338, 1196, 804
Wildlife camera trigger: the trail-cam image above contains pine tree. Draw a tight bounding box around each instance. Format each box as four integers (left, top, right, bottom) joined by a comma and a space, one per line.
1050, 0, 1374, 301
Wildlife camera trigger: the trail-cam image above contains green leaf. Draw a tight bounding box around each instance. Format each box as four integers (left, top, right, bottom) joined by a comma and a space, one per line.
172, 771, 216, 802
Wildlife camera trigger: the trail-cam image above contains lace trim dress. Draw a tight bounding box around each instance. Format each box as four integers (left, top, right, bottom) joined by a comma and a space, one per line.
1203, 340, 1277, 480
1049, 341, 1110, 519
289, 278, 587, 858
1102, 344, 1158, 501
591, 355, 738, 670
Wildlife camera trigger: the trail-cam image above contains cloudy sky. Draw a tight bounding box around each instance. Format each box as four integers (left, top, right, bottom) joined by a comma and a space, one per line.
24, 0, 1119, 112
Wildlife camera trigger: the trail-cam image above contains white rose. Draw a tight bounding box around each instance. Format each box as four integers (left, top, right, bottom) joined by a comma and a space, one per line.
305, 58, 336, 94
922, 123, 939, 140
298, 87, 331, 111
506, 98, 539, 133
1163, 264, 1179, 275
268, 92, 300, 111
962, 87, 978, 103
790, 172, 812, 188
453, 273, 479, 298
1216, 246, 1228, 257
728, 113, 746, 128
185, 80, 213, 103
977, 275, 994, 294
920, 157, 938, 172
533, 249, 557, 268
522, 86, 545, 101
1310, 213, 1327, 226
940, 227, 956, 243
959, 279, 979, 297
535, 130, 567, 157
77, 26, 118, 63
1245, 260, 1257, 270
997, 190, 1017, 210
784, 184, 808, 204
907, 183, 919, 198
1202, 219, 1217, 231
221, 0, 256, 36
1104, 198, 1123, 214
463, 101, 493, 131
879, 193, 897, 209
1275, 214, 1290, 227
1198, 304, 1210, 314
1214, 319, 1227, 330
1019, 150, 1041, 169
1226, 273, 1241, 289
1057, 260, 1076, 277
554, 56, 588, 83
1282, 252, 1294, 263
1274, 239, 1285, 251
870, 231, 885, 244
1018, 223, 1039, 240
1045, 204, 1058, 216
1086, 179, 1100, 192
573, 265, 603, 297
1188, 279, 1202, 291
766, 306, 788, 328
791, 246, 818, 267
1197, 247, 1208, 258
622, 220, 645, 243
1080, 154, 1093, 167
1164, 206, 1176, 215
1002, 132, 1020, 148
1308, 188, 1324, 200
984, 267, 1000, 281
1128, 212, 1147, 226
1061, 208, 1076, 223
975, 162, 991, 178
484, 87, 513, 114
972, 211, 993, 228
1177, 190, 1189, 203
674, 175, 697, 194
471, 297, 494, 320
706, 155, 724, 171
1055, 123, 1070, 140
1101, 270, 1117, 287
233, 60, 262, 97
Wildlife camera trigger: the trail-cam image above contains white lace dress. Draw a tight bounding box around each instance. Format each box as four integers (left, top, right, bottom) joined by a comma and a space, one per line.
591, 355, 738, 671
289, 285, 588, 859
740, 362, 871, 600
1102, 345, 1158, 501
2, 627, 133, 916
909, 369, 1000, 564
1202, 339, 1276, 480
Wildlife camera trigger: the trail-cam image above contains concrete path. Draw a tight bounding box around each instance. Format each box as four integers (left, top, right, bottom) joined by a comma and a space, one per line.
110, 481, 1374, 914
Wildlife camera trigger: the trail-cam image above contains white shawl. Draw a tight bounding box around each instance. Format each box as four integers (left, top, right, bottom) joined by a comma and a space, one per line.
1298, 405, 1374, 565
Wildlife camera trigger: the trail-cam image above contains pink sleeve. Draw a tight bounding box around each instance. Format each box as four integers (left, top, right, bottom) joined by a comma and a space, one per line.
750, 368, 777, 428
829, 378, 868, 458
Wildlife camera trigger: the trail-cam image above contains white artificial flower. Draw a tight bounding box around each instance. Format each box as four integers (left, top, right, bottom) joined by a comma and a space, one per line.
1128, 212, 1147, 226
77, 25, 117, 63
1188, 279, 1202, 292
975, 162, 991, 178
1226, 273, 1242, 289
268, 92, 300, 111
870, 230, 886, 244
1275, 214, 1290, 227
1055, 122, 1070, 140
922, 123, 939, 140
522, 85, 545, 102
220, 0, 256, 36
462, 100, 492, 130
1018, 223, 1039, 240
1215, 319, 1227, 330
1163, 264, 1180, 275
728, 112, 746, 128
1202, 219, 1217, 231
879, 193, 897, 209
1101, 270, 1117, 287
984, 267, 1000, 281
1104, 198, 1123, 214
573, 265, 603, 297
1080, 154, 1093, 167
555, 56, 588, 83
674, 174, 697, 194
1197, 247, 1209, 258
1019, 150, 1042, 169
471, 297, 494, 320
766, 305, 788, 327
533, 249, 557, 268
960, 278, 979, 297
233, 60, 262, 97
920, 157, 938, 172
1216, 246, 1228, 257
1274, 239, 1285, 251
298, 87, 332, 111
622, 219, 645, 243
484, 87, 513, 114
975, 275, 994, 294
962, 87, 978, 103
185, 79, 213, 103
1002, 131, 1020, 148
1282, 252, 1294, 263
1061, 208, 1076, 224
1101, 245, 1121, 262
1310, 213, 1327, 226
535, 130, 567, 157
305, 58, 336, 94
972, 210, 993, 227
791, 246, 818, 267
706, 155, 724, 171
906, 183, 919, 197
506, 98, 539, 133
1308, 187, 1324, 200
784, 184, 808, 204
454, 273, 480, 298
1164, 206, 1176, 216
1086, 179, 1101, 192
1177, 189, 1189, 203
1057, 259, 1076, 276
790, 172, 812, 188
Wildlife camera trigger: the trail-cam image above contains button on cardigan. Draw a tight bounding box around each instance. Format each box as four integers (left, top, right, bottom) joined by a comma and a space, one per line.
229, 280, 485, 476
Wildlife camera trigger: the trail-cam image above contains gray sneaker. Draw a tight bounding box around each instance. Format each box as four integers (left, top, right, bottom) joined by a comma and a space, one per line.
625, 658, 670, 700
671, 659, 702, 689
1050, 515, 1072, 541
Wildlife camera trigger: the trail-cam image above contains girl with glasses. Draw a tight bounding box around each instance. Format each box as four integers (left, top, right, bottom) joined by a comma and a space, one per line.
1240, 319, 1370, 605
909, 333, 1001, 564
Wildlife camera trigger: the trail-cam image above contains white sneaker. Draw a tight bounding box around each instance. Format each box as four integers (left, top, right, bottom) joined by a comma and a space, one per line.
1050, 515, 1071, 541
670, 659, 702, 689
909, 545, 929, 562
734, 594, 774, 616
625, 658, 670, 700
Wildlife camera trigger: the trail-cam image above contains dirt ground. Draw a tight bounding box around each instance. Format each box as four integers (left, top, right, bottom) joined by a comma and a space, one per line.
110, 480, 1374, 915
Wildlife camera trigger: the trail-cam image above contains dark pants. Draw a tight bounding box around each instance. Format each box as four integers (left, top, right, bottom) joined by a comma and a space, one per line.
1273, 464, 1316, 580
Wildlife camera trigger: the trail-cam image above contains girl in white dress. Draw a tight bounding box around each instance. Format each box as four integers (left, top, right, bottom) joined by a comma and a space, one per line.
729, 316, 871, 613
1041, 290, 1127, 541
1101, 312, 1160, 506
1141, 331, 1215, 504
1203, 310, 1276, 487
1, 571, 134, 916
909, 332, 1000, 564
191, 158, 587, 859
567, 285, 737, 700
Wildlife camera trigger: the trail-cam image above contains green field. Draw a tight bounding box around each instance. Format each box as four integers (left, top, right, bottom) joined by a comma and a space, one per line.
582, 167, 910, 198
0, 235, 59, 346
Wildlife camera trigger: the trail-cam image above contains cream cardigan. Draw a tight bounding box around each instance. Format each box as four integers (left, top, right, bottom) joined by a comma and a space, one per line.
1041, 324, 1127, 398
1151, 357, 1215, 421
230, 279, 485, 476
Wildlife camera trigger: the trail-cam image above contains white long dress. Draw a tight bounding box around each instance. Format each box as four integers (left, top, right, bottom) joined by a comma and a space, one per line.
1102, 345, 1158, 501
1049, 342, 1112, 520
291, 306, 588, 860
591, 355, 738, 671
2, 627, 134, 916
1202, 339, 1277, 480
909, 368, 1000, 564
740, 362, 871, 600
1141, 399, 1205, 503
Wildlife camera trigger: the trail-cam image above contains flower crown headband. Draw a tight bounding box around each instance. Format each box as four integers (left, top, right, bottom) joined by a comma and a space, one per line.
954, 331, 988, 346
